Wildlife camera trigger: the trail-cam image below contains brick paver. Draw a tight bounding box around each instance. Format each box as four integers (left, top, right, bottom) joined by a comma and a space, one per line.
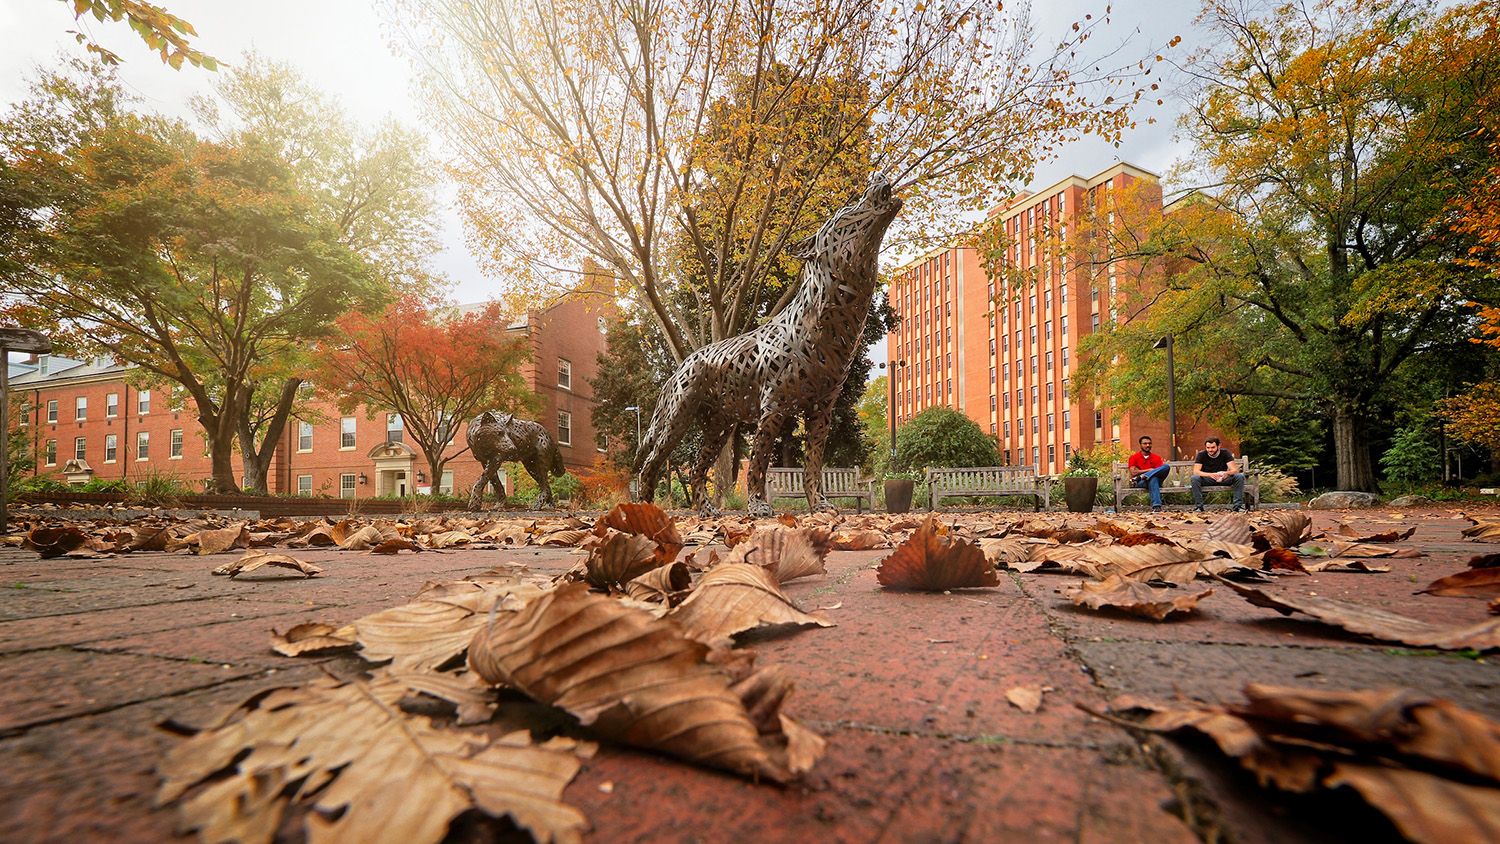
3, 505, 1498, 842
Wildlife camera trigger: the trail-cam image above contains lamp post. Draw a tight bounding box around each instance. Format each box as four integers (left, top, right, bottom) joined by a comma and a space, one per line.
879, 360, 906, 464
0, 328, 53, 533
624, 405, 642, 497
1153, 335, 1177, 459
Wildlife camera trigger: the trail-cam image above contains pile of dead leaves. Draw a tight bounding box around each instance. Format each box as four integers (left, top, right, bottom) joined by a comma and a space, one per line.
156, 502, 836, 844
1095, 684, 1500, 843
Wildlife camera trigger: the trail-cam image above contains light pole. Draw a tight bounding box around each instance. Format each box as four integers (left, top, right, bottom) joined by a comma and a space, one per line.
1153, 335, 1177, 459
624, 405, 642, 497
879, 360, 906, 465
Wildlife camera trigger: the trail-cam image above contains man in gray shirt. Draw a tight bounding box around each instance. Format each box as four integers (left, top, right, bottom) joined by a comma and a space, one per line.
1191, 436, 1245, 511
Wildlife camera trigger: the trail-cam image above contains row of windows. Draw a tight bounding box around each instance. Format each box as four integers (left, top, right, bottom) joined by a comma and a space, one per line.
41, 429, 183, 466
31, 391, 153, 424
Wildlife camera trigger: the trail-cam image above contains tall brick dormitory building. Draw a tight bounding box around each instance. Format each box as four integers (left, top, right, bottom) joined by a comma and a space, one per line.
885, 162, 1223, 473
6, 270, 615, 499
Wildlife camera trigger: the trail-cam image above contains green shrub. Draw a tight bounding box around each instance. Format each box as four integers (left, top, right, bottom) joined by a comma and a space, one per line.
129, 471, 193, 507
1381, 418, 1440, 485
7, 475, 69, 500
893, 407, 998, 472
550, 472, 582, 505
80, 478, 130, 494
721, 485, 747, 511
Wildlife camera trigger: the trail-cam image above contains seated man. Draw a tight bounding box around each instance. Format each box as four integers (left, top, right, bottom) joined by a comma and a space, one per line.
1191, 436, 1245, 511
1128, 435, 1171, 512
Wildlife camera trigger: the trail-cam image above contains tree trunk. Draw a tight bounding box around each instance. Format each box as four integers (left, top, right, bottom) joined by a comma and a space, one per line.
239, 451, 269, 495
237, 379, 303, 495
1332, 407, 1377, 492
711, 439, 735, 506
207, 430, 240, 493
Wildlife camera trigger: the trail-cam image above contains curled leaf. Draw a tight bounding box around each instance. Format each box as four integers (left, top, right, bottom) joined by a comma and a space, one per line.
269, 622, 356, 656
1418, 568, 1500, 598
1064, 575, 1213, 620
213, 552, 321, 579
624, 562, 692, 605
596, 502, 683, 564
584, 531, 660, 590
667, 563, 833, 645
724, 525, 830, 582
876, 516, 998, 591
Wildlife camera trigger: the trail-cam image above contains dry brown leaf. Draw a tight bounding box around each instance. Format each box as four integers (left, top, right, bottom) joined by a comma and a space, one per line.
720, 519, 754, 549
1204, 512, 1253, 547
1005, 685, 1048, 714
584, 531, 659, 590
212, 552, 321, 579
1471, 553, 1500, 569
21, 525, 90, 558
1215, 577, 1500, 650
624, 562, 692, 605
539, 529, 589, 547
1325, 541, 1400, 559
1063, 575, 1213, 621
596, 502, 683, 564
1255, 511, 1313, 549
667, 563, 833, 645
157, 674, 590, 844
196, 522, 250, 555
1302, 560, 1391, 573
386, 669, 501, 726
354, 577, 549, 671
1260, 547, 1308, 572
775, 513, 798, 527
269, 622, 356, 656
1418, 568, 1500, 598
1462, 519, 1500, 542
467, 582, 822, 782
1335, 523, 1418, 542
876, 516, 999, 591
979, 537, 1033, 569
1324, 764, 1500, 844
831, 528, 892, 550
368, 537, 424, 554
127, 525, 173, 552
724, 525, 830, 583
424, 530, 478, 549
1070, 544, 1205, 584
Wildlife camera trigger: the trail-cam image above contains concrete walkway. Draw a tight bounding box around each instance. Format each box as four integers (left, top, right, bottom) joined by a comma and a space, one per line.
3, 505, 1498, 842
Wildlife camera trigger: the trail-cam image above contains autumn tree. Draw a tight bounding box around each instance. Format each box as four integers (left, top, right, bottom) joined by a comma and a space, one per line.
1057, 0, 1499, 491
60, 0, 219, 69
312, 297, 533, 490
394, 0, 1164, 365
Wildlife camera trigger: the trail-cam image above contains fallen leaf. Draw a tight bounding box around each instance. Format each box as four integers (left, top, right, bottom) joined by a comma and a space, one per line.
1418, 568, 1500, 598
1063, 575, 1213, 621
368, 537, 423, 554
584, 531, 659, 590
1261, 547, 1308, 572
195, 522, 250, 555
385, 669, 501, 726
724, 525, 830, 582
1005, 684, 1048, 714
1325, 541, 1399, 559
539, 529, 589, 547
157, 675, 590, 844
212, 552, 321, 579
1470, 553, 1500, 569
1071, 544, 1205, 584
876, 516, 999, 591
354, 577, 549, 671
1204, 512, 1253, 547
1462, 519, 1500, 542
1255, 511, 1313, 549
1335, 523, 1417, 542
979, 536, 1032, 569
1214, 576, 1500, 650
423, 530, 478, 549
667, 563, 833, 645
832, 529, 892, 550
21, 525, 90, 558
1302, 560, 1391, 573
624, 562, 692, 605
1324, 764, 1500, 844
269, 622, 356, 656
467, 582, 822, 782
596, 502, 683, 564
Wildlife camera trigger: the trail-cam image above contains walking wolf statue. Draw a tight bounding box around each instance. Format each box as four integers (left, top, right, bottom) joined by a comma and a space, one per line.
635, 174, 902, 517
466, 411, 565, 509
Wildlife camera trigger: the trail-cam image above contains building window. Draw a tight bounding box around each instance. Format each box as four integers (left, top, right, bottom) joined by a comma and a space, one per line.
299, 421, 313, 451
1029, 326, 1037, 344
1046, 351, 1054, 369
1063, 410, 1071, 428
1030, 355, 1038, 373
1062, 347, 1070, 368
990, 422, 997, 434
440, 470, 454, 496
1061, 316, 1068, 336
1032, 446, 1040, 465
298, 475, 313, 497
1003, 392, 1010, 409
990, 395, 997, 411
106, 392, 118, 417
1031, 385, 1039, 403
136, 431, 150, 460
138, 390, 151, 414
341, 416, 356, 449
1063, 380, 1070, 400
170, 384, 186, 411
46, 400, 58, 423
1061, 284, 1068, 305
557, 410, 572, 446
105, 434, 117, 463
1045, 321, 1053, 340
45, 440, 56, 465
597, 316, 607, 334
1092, 313, 1101, 332
170, 429, 183, 458
1046, 382, 1054, 401
1048, 444, 1056, 464
1031, 416, 1039, 434
558, 358, 573, 390
1095, 411, 1104, 430
1047, 413, 1055, 433
74, 437, 86, 461
340, 473, 356, 499
386, 413, 404, 444
75, 396, 87, 420
1003, 421, 1011, 438
990, 366, 996, 384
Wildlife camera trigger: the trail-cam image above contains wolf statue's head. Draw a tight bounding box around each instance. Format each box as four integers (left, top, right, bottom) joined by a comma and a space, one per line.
789, 173, 902, 282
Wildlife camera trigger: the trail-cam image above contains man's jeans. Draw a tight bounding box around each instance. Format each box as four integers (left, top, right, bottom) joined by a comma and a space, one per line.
1132, 464, 1171, 507
1191, 473, 1246, 508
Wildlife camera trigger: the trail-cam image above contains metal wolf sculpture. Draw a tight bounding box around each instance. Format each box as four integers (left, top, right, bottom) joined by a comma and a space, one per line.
635, 174, 902, 517
466, 411, 566, 509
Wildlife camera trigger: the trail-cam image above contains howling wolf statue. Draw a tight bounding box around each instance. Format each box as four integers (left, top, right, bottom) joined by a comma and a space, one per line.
466, 411, 565, 509
635, 174, 902, 516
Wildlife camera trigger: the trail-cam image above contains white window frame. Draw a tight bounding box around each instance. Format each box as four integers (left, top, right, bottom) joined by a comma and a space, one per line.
298, 420, 313, 451
170, 429, 183, 459
136, 431, 150, 460
340, 416, 356, 449
439, 470, 454, 496
104, 434, 117, 463
386, 413, 403, 444
297, 474, 313, 497
137, 390, 151, 415
75, 396, 87, 420
340, 473, 357, 499
106, 392, 118, 418
557, 410, 572, 446
74, 436, 86, 461
45, 439, 57, 466
558, 358, 572, 390
46, 400, 58, 423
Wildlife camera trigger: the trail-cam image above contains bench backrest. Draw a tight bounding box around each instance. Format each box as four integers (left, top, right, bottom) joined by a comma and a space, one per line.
1112, 455, 1254, 487
926, 466, 1038, 492
766, 467, 865, 493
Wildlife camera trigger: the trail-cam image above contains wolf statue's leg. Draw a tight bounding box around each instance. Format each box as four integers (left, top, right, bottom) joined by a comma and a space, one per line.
801, 403, 839, 514
467, 471, 488, 511
526, 454, 555, 508
689, 417, 735, 518
745, 404, 789, 519
635, 386, 697, 505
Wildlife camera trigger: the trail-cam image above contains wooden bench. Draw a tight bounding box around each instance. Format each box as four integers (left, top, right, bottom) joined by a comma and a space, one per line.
925, 466, 1051, 511
765, 467, 877, 512
1111, 456, 1260, 510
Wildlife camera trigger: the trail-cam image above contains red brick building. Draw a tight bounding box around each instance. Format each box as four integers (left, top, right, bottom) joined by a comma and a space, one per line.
7, 271, 615, 498
885, 162, 1222, 473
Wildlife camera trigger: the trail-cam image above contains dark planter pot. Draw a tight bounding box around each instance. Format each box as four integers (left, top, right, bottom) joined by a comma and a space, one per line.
1063, 476, 1098, 513
884, 479, 916, 514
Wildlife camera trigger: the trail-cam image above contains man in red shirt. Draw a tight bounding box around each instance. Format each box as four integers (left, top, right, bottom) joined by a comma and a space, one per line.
1128, 435, 1170, 512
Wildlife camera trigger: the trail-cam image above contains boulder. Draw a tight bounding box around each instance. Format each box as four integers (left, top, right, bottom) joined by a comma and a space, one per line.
1309, 491, 1382, 510
1388, 494, 1434, 507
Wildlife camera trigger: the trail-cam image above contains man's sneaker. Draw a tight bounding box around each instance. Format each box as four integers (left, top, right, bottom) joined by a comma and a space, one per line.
1233, 504, 1246, 512
1151, 505, 1162, 513
1194, 505, 1206, 512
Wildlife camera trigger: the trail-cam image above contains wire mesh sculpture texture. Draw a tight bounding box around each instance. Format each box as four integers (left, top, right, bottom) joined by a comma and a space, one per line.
466, 410, 566, 509
635, 174, 903, 516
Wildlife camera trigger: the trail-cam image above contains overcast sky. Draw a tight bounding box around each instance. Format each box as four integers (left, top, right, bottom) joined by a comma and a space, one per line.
0, 0, 1204, 309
